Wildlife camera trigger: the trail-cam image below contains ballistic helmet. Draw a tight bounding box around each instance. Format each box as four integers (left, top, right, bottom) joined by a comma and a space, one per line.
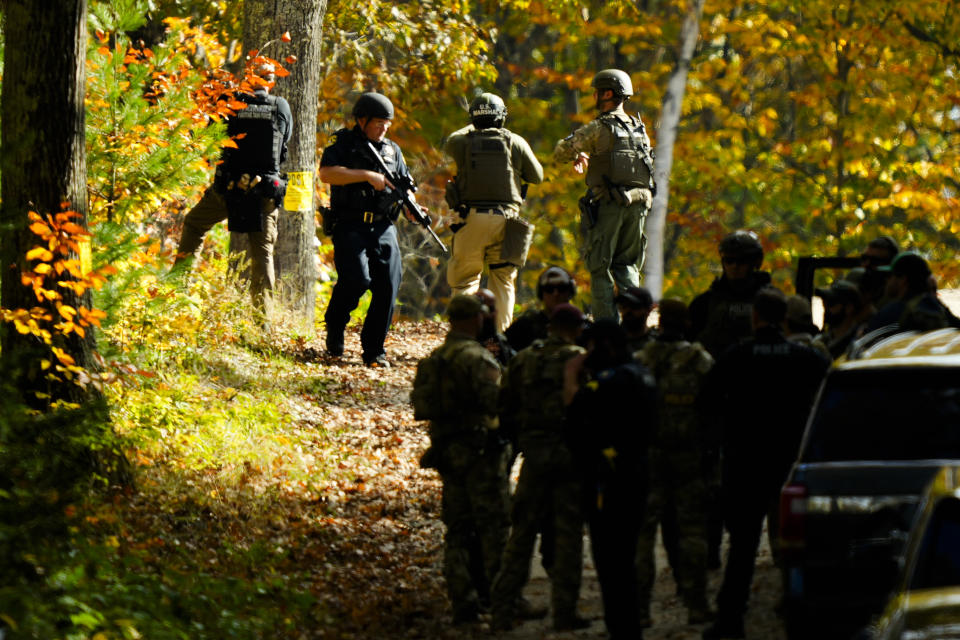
537, 266, 577, 300
352, 92, 394, 120
592, 69, 634, 98
469, 92, 507, 129
719, 230, 764, 269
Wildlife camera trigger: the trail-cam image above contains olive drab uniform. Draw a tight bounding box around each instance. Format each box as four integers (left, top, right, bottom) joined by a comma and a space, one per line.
176, 88, 292, 311
554, 105, 655, 319
321, 126, 410, 364
411, 332, 510, 621
445, 126, 543, 333
634, 338, 715, 624
491, 336, 586, 627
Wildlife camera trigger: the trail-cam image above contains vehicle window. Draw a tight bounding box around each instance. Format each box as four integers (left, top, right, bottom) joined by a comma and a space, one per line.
802, 368, 960, 462
910, 498, 960, 590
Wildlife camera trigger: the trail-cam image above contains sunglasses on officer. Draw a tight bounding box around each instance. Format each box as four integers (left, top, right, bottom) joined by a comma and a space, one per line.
541, 284, 573, 295
860, 253, 889, 267
721, 255, 752, 266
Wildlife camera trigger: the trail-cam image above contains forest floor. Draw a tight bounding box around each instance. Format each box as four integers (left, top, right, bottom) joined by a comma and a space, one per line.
88, 316, 786, 639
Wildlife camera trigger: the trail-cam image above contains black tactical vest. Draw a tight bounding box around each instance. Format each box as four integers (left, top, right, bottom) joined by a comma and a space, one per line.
328, 127, 403, 215
223, 91, 284, 176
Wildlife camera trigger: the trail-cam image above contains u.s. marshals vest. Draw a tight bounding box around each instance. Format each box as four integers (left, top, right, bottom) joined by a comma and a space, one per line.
585, 113, 655, 190
456, 128, 521, 206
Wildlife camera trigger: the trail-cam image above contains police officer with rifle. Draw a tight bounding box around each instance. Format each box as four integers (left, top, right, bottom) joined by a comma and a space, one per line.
319, 91, 436, 367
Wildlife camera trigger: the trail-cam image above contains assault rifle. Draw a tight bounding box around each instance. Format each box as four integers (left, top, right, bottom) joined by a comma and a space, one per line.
365, 141, 448, 254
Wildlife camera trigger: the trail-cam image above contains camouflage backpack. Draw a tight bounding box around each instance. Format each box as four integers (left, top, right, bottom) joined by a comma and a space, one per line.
638, 340, 714, 449
514, 339, 584, 434
411, 341, 476, 423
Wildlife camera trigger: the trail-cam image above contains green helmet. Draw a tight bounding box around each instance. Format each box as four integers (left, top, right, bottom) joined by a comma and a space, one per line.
469, 92, 507, 128
591, 69, 634, 98
352, 92, 394, 120
719, 230, 764, 268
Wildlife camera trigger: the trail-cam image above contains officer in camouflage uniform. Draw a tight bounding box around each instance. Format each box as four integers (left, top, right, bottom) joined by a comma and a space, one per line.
635, 299, 715, 628
554, 69, 656, 320
688, 230, 769, 568
411, 295, 510, 625
504, 265, 577, 352
491, 303, 589, 632
445, 93, 544, 333
174, 62, 292, 317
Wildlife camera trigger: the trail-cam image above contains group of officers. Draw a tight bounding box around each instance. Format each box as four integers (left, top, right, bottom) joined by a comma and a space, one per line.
173, 64, 654, 367
169, 61, 960, 639
415, 230, 959, 639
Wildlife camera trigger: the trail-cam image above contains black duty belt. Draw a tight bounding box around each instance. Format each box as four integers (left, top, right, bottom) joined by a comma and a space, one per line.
339, 209, 390, 224
468, 206, 506, 216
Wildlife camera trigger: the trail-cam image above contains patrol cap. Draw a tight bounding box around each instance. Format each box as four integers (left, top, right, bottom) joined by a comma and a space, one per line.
549, 303, 586, 329
815, 280, 861, 307
447, 294, 487, 320
878, 251, 931, 282
785, 295, 814, 326
614, 285, 653, 309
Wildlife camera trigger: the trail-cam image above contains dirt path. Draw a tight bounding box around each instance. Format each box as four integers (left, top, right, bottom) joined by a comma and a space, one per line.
317, 319, 787, 639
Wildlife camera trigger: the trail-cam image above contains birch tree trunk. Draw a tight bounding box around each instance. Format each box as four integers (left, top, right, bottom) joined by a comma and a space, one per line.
643, 0, 705, 298
234, 0, 327, 326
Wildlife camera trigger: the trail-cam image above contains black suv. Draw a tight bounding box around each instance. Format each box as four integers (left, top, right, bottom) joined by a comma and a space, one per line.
779, 328, 960, 639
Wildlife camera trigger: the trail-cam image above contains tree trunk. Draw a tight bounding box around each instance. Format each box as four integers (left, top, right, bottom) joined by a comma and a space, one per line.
1, 0, 97, 404
643, 0, 705, 299
234, 0, 327, 326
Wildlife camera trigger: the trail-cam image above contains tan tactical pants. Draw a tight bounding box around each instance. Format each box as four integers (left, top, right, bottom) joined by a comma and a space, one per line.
175, 186, 279, 313
447, 208, 518, 333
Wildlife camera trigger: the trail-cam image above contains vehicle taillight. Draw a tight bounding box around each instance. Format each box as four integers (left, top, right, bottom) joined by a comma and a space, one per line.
779, 483, 808, 549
